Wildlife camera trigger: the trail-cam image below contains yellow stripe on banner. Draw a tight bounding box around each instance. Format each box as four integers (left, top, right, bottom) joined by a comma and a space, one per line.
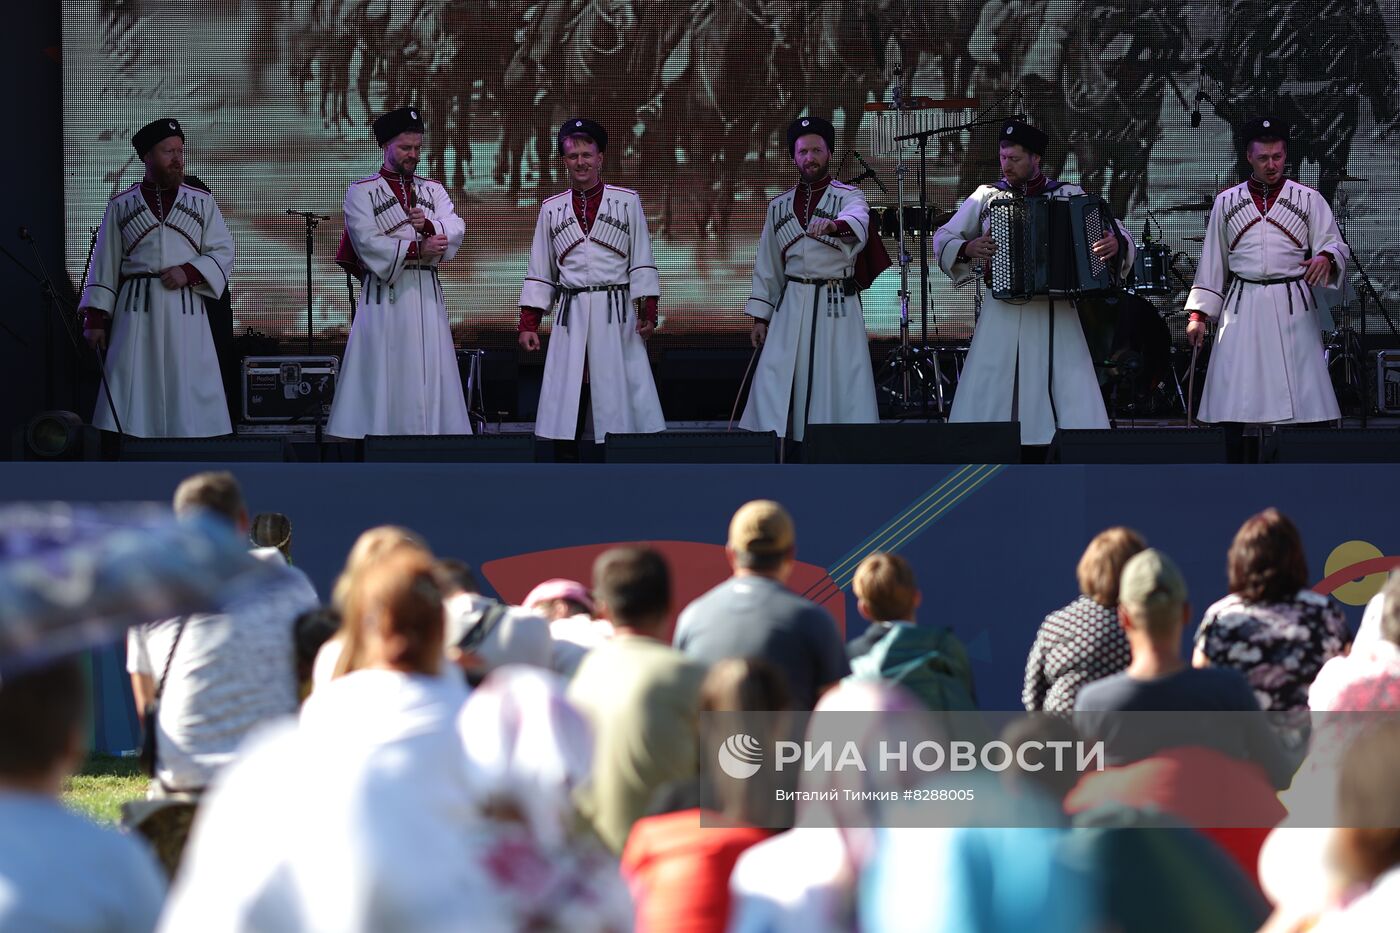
829, 464, 999, 587
820, 464, 981, 583
804, 464, 1003, 606
865, 465, 1003, 568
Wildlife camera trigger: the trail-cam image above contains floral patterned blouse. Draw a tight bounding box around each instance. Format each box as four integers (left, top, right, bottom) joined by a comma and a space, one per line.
1194, 589, 1351, 712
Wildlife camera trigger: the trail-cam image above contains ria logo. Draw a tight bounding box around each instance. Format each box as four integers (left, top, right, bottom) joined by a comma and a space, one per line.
718, 733, 764, 780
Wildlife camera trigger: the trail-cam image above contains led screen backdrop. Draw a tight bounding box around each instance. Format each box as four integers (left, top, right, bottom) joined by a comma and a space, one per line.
62, 0, 1400, 354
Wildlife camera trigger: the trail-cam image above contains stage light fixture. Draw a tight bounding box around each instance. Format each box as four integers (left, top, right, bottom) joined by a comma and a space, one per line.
24, 410, 89, 460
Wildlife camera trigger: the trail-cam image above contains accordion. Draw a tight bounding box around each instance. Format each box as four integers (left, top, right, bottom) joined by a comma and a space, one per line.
986, 193, 1116, 300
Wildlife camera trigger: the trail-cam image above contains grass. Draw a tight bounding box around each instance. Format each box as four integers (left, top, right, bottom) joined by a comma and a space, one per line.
63, 754, 148, 824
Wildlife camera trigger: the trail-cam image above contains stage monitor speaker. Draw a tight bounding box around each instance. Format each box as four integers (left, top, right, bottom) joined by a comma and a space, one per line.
803, 422, 1020, 464
117, 435, 290, 462
605, 431, 778, 463
362, 433, 537, 463
1268, 428, 1400, 463
1054, 428, 1228, 463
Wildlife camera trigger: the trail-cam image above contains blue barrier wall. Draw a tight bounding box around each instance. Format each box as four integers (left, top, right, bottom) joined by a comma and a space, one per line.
2, 462, 1395, 754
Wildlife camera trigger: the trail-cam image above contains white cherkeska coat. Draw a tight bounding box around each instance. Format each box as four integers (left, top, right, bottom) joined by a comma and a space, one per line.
81, 183, 235, 437
739, 179, 878, 442
327, 173, 471, 439
1186, 179, 1346, 424
519, 184, 665, 442
932, 182, 1132, 446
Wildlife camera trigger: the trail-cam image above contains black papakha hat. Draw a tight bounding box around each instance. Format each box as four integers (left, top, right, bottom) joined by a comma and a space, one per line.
787, 115, 835, 155
373, 107, 425, 146
998, 119, 1049, 156
1240, 116, 1290, 149
557, 118, 608, 155
132, 118, 184, 159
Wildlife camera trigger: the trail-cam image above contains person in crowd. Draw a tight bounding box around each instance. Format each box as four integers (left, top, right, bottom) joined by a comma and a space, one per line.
437, 558, 554, 684
1075, 548, 1295, 789
728, 681, 924, 933
622, 659, 787, 933
675, 500, 849, 710
162, 548, 478, 931
567, 546, 706, 853
1262, 576, 1400, 922
457, 666, 634, 930
1023, 527, 1146, 712
1193, 508, 1350, 712
525, 577, 614, 654
312, 524, 429, 687
845, 551, 977, 711
127, 471, 319, 797
1259, 720, 1400, 932
1311, 571, 1400, 711
79, 117, 236, 437
845, 551, 922, 660
0, 658, 167, 931
293, 607, 340, 702
1351, 580, 1390, 648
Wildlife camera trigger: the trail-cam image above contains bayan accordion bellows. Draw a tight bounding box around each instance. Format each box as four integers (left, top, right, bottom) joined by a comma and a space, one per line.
986, 193, 1116, 300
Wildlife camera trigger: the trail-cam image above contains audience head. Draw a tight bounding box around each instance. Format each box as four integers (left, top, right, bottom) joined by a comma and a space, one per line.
523, 578, 594, 621
331, 525, 430, 612
1228, 508, 1308, 604
701, 657, 792, 713
1077, 526, 1148, 607
249, 511, 293, 563
435, 558, 480, 597
343, 548, 446, 676
726, 500, 796, 579
1334, 719, 1400, 885
999, 714, 1083, 805
0, 658, 87, 795
853, 552, 921, 623
458, 666, 592, 850
1381, 571, 1400, 646
1117, 549, 1190, 641
173, 471, 249, 534
698, 658, 793, 825
592, 546, 671, 636
293, 608, 341, 699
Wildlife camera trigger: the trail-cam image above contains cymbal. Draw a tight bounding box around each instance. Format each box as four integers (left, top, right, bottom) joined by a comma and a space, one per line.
1159, 200, 1214, 213
1184, 235, 1206, 242
1334, 173, 1369, 183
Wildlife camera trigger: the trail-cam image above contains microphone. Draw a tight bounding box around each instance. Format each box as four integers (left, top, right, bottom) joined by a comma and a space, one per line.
1141, 215, 1152, 245
18, 226, 31, 242
401, 173, 417, 209
1190, 91, 1209, 129
892, 64, 903, 110
852, 151, 888, 196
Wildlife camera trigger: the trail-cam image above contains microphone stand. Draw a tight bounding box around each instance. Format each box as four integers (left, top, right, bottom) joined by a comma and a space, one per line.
1335, 225, 1400, 428
892, 111, 1028, 418
15, 228, 125, 437
871, 66, 944, 418
0, 242, 37, 346
285, 209, 329, 355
